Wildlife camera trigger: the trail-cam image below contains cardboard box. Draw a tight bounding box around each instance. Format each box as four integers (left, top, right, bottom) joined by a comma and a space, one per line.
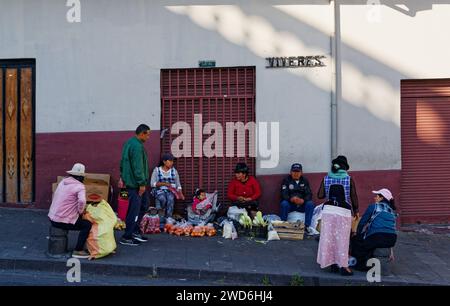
52, 173, 110, 202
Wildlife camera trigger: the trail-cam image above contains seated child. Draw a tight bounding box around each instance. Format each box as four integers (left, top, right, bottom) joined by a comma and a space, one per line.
192, 188, 213, 215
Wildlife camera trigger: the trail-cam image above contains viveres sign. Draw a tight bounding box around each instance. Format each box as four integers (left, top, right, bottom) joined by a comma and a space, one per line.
266, 56, 326, 68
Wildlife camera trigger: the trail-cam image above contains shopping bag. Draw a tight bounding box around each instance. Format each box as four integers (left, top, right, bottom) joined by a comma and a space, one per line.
351, 215, 361, 233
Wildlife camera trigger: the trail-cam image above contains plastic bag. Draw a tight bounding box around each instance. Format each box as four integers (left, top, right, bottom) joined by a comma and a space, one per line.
222, 221, 238, 240
164, 217, 177, 233
83, 200, 117, 259
227, 206, 248, 221
287, 212, 305, 223
140, 213, 161, 234
310, 204, 324, 231
267, 230, 280, 241
263, 214, 281, 223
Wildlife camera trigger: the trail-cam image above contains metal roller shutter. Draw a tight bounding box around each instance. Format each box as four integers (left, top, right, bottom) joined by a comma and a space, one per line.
401, 79, 450, 224
161, 67, 256, 215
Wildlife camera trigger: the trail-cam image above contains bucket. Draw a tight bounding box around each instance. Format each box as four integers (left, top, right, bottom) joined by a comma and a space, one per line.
117, 197, 129, 221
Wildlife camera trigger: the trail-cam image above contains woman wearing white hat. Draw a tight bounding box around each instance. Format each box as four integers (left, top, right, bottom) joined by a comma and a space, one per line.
48, 163, 92, 259
350, 188, 398, 271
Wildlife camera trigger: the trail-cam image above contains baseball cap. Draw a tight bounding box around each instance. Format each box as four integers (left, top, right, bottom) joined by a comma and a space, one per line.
372, 188, 393, 201
291, 163, 303, 172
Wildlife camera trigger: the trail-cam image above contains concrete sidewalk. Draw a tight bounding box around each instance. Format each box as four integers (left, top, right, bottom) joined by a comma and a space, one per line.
0, 207, 449, 286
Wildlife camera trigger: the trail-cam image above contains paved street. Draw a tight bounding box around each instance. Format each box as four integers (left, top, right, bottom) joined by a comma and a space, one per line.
1, 208, 449, 286
0, 269, 257, 286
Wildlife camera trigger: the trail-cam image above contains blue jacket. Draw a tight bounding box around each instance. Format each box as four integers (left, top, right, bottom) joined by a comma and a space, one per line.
357, 202, 397, 238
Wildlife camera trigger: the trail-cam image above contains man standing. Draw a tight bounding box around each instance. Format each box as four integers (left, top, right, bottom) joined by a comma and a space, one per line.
280, 163, 318, 235
119, 124, 151, 246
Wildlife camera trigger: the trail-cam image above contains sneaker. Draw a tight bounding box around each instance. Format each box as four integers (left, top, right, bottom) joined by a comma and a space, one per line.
72, 250, 90, 259
132, 233, 148, 243
120, 238, 141, 246
306, 226, 320, 236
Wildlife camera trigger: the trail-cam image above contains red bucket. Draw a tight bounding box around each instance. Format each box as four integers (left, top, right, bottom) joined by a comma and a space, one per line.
117, 197, 129, 221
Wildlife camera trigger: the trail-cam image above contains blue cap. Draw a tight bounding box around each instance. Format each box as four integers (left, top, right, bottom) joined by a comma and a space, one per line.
291, 163, 303, 172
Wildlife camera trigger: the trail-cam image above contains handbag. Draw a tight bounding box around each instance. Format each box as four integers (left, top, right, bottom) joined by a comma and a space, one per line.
351, 215, 361, 233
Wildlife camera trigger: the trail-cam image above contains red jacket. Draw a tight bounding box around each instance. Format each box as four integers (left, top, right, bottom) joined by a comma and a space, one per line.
227, 176, 262, 202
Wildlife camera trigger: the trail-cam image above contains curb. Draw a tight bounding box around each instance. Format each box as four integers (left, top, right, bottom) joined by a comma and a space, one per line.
0, 257, 443, 286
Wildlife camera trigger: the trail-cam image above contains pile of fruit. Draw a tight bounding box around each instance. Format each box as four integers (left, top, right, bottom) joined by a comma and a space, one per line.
164, 222, 216, 237
114, 218, 126, 230
191, 225, 217, 237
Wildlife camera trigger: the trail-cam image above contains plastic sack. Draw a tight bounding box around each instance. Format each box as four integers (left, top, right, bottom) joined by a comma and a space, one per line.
263, 214, 281, 223
83, 200, 117, 260
227, 206, 248, 221
310, 204, 324, 232
222, 221, 238, 240
287, 212, 305, 223
267, 230, 280, 241
140, 213, 161, 234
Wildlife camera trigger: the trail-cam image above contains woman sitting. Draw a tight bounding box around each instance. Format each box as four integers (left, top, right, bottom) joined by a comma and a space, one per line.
227, 163, 261, 218
351, 188, 397, 271
48, 163, 92, 259
150, 153, 185, 218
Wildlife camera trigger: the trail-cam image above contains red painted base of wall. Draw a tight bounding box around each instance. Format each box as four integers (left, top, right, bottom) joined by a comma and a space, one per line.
34, 130, 161, 210
257, 170, 402, 220
4, 130, 444, 225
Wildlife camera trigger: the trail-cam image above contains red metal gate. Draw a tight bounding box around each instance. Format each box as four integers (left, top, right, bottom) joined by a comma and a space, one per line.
161, 67, 256, 215
401, 79, 450, 224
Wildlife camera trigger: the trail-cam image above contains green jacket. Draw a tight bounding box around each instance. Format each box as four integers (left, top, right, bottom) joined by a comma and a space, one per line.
120, 136, 149, 188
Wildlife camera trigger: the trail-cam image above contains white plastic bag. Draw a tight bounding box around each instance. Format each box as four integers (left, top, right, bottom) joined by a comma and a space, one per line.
310, 204, 324, 231
227, 206, 248, 221
222, 221, 238, 240
267, 230, 280, 241
287, 211, 305, 223
263, 214, 281, 223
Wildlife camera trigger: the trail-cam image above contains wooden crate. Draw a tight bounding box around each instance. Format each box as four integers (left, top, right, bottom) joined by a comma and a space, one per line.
277, 232, 304, 240
272, 221, 305, 240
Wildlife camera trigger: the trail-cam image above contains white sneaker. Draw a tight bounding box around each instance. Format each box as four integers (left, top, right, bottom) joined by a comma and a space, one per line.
307, 226, 320, 236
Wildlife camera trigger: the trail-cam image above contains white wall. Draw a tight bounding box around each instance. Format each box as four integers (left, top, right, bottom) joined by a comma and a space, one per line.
2, 1, 448, 173
0, 0, 332, 174
339, 1, 450, 171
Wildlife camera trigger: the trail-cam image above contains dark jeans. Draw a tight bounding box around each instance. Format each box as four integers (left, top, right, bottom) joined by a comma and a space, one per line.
51, 217, 92, 251
123, 188, 150, 239
351, 233, 397, 271
280, 200, 315, 227
233, 201, 258, 216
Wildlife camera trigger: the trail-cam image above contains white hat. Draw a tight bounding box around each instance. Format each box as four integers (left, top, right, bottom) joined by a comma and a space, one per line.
67, 163, 86, 176
372, 188, 393, 201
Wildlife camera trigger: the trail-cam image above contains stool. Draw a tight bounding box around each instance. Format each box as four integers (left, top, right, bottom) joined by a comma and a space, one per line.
46, 226, 69, 258
373, 248, 394, 276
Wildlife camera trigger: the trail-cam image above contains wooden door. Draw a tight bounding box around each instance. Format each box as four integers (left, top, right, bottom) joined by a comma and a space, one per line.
0, 59, 35, 203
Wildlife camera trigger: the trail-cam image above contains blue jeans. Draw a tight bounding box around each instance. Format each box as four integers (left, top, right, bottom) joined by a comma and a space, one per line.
155, 190, 175, 217
123, 188, 150, 239
280, 200, 315, 227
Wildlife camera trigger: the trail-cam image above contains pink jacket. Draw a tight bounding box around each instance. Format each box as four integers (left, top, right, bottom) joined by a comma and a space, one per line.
48, 177, 86, 224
